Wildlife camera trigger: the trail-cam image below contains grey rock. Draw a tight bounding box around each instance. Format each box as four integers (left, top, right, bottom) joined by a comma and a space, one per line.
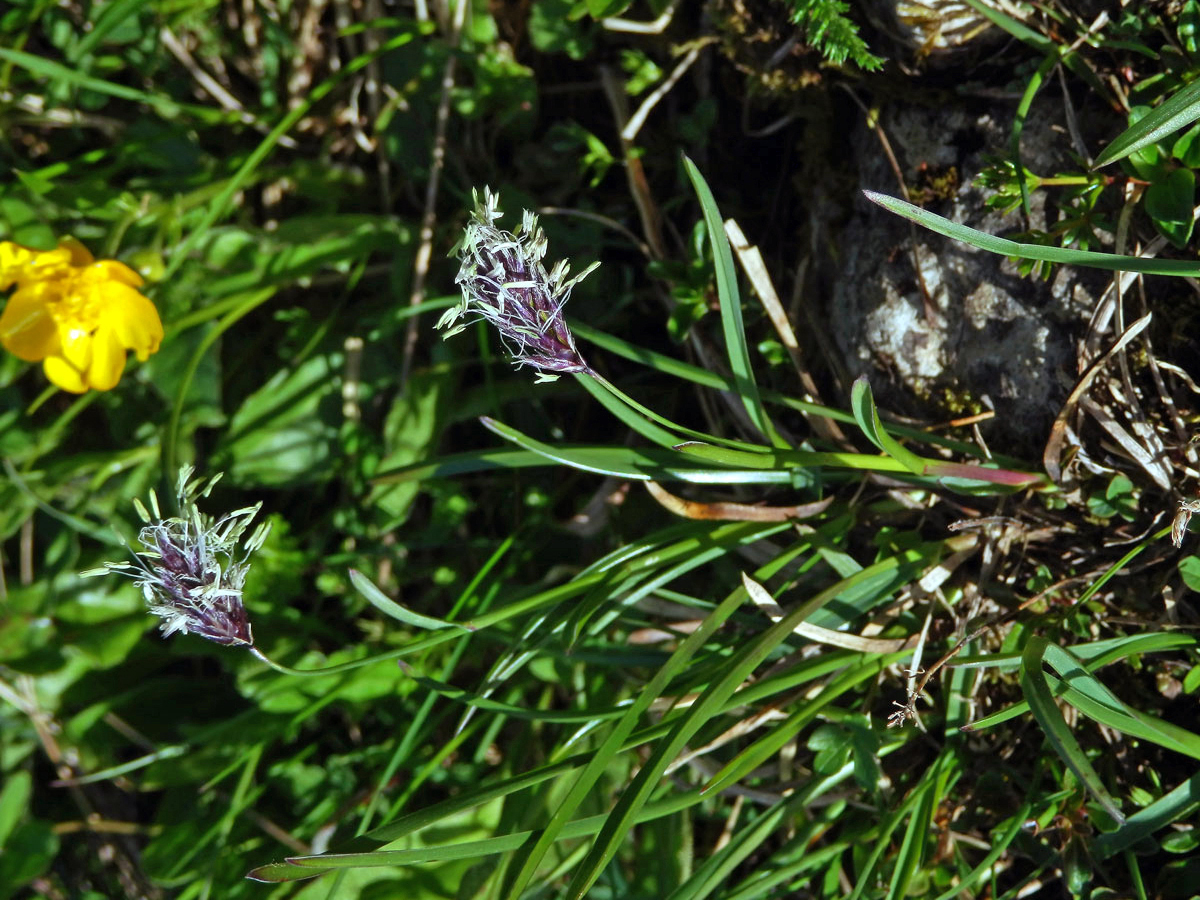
829, 97, 1106, 451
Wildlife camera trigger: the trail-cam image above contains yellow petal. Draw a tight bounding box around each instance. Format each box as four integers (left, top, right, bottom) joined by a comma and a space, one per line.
0, 242, 41, 291
85, 326, 126, 391
87, 259, 144, 288
58, 326, 94, 374
43, 355, 88, 393
96, 282, 163, 359
59, 238, 94, 267
0, 285, 60, 361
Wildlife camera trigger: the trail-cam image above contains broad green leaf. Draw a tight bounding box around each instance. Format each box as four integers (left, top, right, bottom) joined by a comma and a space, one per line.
0, 819, 58, 895
0, 196, 55, 249
370, 367, 448, 522
1145, 167, 1196, 248
214, 352, 341, 487
0, 771, 32, 848
1180, 556, 1200, 591
1182, 0, 1200, 54
1172, 122, 1200, 167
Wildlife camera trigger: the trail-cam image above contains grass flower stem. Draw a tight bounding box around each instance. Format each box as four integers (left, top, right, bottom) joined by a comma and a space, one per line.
577, 371, 780, 453
249, 647, 351, 677
577, 374, 1043, 486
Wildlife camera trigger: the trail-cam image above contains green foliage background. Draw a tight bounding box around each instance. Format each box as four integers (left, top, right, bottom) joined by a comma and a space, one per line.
3, 1, 1200, 899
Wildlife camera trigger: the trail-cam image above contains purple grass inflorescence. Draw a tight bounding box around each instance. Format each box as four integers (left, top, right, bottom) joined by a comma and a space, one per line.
438, 187, 598, 381
88, 467, 270, 647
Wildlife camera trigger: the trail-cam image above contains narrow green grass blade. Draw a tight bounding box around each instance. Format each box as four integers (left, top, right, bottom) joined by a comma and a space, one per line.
366, 652, 855, 850
478, 417, 798, 484
373, 448, 541, 481
374, 446, 794, 485
348, 569, 472, 632
959, 0, 1108, 97
956, 633, 1197, 673
846, 758, 950, 900
673, 440, 923, 479
2, 460, 125, 547
962, 633, 1200, 732
665, 795, 802, 900
572, 321, 1033, 463
54, 745, 189, 786
0, 47, 221, 120
722, 842, 850, 900
888, 759, 955, 898
682, 156, 784, 447
447, 524, 783, 740
1095, 78, 1200, 168
413, 674, 633, 721
930, 796, 1035, 900
68, 0, 152, 62
573, 320, 860, 425
165, 286, 277, 476
360, 545, 508, 834
580, 372, 775, 453
1093, 769, 1200, 859
1053, 673, 1200, 760
1041, 643, 1200, 760
564, 521, 790, 645
1076, 534, 1164, 604
252, 787, 715, 881
1020, 636, 1125, 824
701, 654, 903, 796
959, 0, 1051, 50
1010, 49, 1065, 219
850, 377, 925, 473
575, 371, 690, 448
258, 649, 876, 884
563, 549, 936, 900
865, 191, 1200, 276
501, 577, 755, 900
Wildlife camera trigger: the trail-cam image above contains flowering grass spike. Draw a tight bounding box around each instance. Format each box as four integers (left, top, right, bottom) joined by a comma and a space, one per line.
0, 238, 163, 392
87, 468, 270, 648
438, 188, 598, 381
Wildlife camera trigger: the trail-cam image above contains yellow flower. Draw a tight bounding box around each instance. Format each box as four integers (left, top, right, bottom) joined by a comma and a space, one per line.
0, 238, 163, 393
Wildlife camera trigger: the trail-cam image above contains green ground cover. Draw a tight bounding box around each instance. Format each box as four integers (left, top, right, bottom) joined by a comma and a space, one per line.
2, 1, 1200, 898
